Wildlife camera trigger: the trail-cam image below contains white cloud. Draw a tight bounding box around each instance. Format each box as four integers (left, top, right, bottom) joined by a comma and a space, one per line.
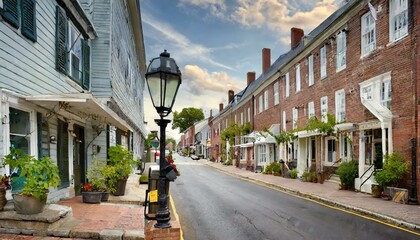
142, 13, 235, 71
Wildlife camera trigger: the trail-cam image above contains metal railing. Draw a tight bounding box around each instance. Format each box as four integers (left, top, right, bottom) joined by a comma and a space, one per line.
359, 164, 375, 191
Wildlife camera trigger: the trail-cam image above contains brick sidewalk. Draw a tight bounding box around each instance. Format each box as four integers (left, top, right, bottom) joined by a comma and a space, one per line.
200, 160, 420, 233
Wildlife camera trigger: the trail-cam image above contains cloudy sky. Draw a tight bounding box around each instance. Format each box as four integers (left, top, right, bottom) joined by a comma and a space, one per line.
141, 0, 343, 141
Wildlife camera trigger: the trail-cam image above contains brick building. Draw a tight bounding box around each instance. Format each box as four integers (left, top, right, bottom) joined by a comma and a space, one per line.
206, 0, 420, 202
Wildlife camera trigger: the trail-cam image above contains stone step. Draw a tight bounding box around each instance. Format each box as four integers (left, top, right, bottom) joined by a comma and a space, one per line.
327, 174, 341, 184
0, 201, 72, 236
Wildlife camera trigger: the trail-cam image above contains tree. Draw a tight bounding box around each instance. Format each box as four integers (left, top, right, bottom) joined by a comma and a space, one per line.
172, 107, 205, 132
166, 137, 177, 150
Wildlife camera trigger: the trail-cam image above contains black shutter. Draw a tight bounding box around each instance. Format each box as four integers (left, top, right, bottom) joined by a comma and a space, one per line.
2, 0, 19, 28
81, 39, 90, 90
21, 0, 36, 42
57, 119, 70, 188
55, 6, 68, 74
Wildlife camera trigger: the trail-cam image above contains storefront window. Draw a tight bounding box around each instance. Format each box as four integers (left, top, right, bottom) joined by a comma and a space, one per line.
9, 108, 30, 154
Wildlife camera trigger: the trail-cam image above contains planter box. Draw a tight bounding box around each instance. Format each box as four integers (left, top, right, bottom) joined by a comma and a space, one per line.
82, 192, 102, 204
385, 187, 408, 204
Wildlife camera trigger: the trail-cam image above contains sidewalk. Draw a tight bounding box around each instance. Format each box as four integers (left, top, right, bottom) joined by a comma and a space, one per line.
199, 159, 420, 233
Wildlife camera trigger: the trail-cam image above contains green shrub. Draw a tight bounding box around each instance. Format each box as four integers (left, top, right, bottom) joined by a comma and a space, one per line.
289, 169, 298, 179
336, 160, 358, 189
139, 173, 148, 184
374, 152, 408, 188
263, 161, 280, 174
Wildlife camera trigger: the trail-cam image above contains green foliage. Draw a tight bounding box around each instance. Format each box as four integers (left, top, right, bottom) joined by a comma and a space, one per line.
102, 145, 135, 194
4, 148, 61, 202
86, 158, 107, 191
289, 169, 298, 179
305, 114, 336, 135
336, 161, 358, 188
172, 107, 205, 132
264, 128, 296, 145
374, 152, 409, 188
139, 173, 148, 184
263, 161, 281, 174
240, 123, 251, 135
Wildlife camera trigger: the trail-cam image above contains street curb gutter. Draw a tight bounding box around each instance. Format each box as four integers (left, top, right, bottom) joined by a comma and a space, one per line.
203, 162, 420, 234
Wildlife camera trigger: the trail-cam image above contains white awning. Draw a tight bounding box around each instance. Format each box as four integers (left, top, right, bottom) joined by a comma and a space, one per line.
335, 123, 357, 132
297, 130, 320, 138
237, 142, 254, 148
25, 93, 132, 131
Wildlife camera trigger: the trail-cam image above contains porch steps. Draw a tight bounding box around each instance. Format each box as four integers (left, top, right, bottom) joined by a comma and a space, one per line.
0, 201, 73, 236
327, 174, 341, 184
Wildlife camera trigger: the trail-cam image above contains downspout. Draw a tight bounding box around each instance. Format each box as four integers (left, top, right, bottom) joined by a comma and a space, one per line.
409, 138, 418, 204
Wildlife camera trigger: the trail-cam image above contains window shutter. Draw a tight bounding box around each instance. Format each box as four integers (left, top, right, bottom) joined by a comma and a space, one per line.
21, 0, 36, 42
2, 0, 19, 28
55, 6, 68, 74
82, 39, 90, 90
57, 119, 70, 188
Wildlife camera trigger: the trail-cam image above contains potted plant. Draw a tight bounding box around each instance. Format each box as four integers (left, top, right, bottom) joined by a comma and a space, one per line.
371, 184, 382, 198
86, 158, 109, 202
102, 145, 135, 196
336, 160, 358, 190
374, 152, 408, 199
4, 148, 61, 214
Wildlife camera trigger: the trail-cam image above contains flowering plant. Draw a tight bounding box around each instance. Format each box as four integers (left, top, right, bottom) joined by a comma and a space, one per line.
81, 182, 102, 192
167, 153, 180, 176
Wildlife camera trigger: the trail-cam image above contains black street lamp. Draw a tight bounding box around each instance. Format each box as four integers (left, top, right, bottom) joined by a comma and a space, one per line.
146, 50, 182, 228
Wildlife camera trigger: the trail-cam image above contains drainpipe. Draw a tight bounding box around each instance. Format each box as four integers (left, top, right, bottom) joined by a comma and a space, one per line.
409, 138, 418, 204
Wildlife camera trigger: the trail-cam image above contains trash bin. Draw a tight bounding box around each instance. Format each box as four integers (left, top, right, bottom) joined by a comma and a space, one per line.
144, 165, 169, 220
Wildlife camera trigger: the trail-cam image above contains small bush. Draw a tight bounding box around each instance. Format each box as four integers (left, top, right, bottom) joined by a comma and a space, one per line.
289, 169, 298, 179
374, 152, 408, 188
263, 161, 281, 174
139, 173, 148, 184
336, 161, 358, 189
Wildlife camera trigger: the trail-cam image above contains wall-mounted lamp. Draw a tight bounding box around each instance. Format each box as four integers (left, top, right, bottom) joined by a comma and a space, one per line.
50, 135, 56, 144
285, 120, 291, 124
69, 130, 77, 138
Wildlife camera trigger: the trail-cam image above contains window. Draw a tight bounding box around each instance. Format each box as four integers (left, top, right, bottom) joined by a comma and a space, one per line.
285, 73, 290, 97
296, 64, 301, 92
320, 46, 327, 79
258, 95, 263, 113
335, 89, 345, 122
9, 108, 31, 154
258, 145, 266, 163
327, 138, 336, 163
247, 108, 250, 122
321, 96, 328, 122
308, 101, 315, 118
264, 90, 268, 110
1, 0, 37, 42
381, 80, 391, 109
292, 107, 298, 129
282, 111, 286, 130
362, 85, 373, 100
240, 112, 243, 125
234, 114, 237, 124
273, 82, 279, 105
339, 134, 349, 162
361, 12, 376, 56
308, 55, 314, 86
56, 6, 90, 90
336, 31, 346, 72
389, 0, 408, 42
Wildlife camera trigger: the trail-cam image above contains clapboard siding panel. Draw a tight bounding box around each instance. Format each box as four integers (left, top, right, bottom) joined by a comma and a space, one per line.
89, 0, 112, 98
0, 1, 82, 96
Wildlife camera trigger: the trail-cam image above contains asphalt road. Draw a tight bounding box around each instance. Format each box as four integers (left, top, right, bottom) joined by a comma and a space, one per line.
170, 154, 418, 240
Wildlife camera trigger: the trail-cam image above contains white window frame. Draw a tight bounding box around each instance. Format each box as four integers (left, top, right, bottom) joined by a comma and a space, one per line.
292, 107, 298, 129
308, 55, 314, 86
308, 101, 315, 119
321, 96, 328, 122
361, 12, 376, 57
335, 89, 346, 123
258, 145, 266, 163
247, 108, 250, 122
273, 81, 279, 105
258, 95, 263, 113
282, 111, 286, 130
296, 64, 301, 92
336, 31, 346, 72
234, 114, 237, 124
339, 134, 350, 162
264, 90, 269, 110
381, 80, 392, 109
389, 0, 408, 43
285, 73, 290, 97
68, 22, 83, 82
320, 46, 327, 79
240, 112, 243, 125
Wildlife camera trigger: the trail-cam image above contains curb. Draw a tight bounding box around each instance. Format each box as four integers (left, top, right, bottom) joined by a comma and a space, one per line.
203, 161, 420, 234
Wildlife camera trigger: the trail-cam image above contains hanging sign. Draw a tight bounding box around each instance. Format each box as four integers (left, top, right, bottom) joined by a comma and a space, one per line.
150, 190, 158, 203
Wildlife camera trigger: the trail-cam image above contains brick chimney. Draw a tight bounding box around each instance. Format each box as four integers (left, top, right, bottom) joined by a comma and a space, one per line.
262, 48, 271, 74
228, 90, 234, 103
247, 72, 256, 86
291, 27, 304, 49
219, 103, 224, 112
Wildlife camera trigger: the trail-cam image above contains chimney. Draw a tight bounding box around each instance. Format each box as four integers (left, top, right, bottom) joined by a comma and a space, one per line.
208, 109, 213, 125
247, 72, 256, 86
262, 48, 271, 74
228, 90, 234, 103
219, 103, 224, 112
291, 27, 304, 49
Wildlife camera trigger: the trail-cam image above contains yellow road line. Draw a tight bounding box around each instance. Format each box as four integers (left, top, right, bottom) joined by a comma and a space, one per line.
170, 194, 184, 240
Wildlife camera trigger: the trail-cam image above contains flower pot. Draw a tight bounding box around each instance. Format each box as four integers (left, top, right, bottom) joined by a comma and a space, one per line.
371, 185, 382, 198
113, 179, 127, 196
82, 192, 102, 204
101, 191, 110, 202
0, 188, 7, 211
13, 194, 45, 214
317, 172, 325, 184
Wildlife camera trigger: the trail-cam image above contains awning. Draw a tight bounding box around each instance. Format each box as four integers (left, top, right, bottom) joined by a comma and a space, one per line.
255, 132, 276, 145
335, 123, 357, 132
297, 130, 320, 138
237, 142, 254, 148
25, 93, 132, 131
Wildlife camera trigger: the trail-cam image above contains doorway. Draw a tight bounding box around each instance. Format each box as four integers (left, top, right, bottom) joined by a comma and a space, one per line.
73, 125, 85, 195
